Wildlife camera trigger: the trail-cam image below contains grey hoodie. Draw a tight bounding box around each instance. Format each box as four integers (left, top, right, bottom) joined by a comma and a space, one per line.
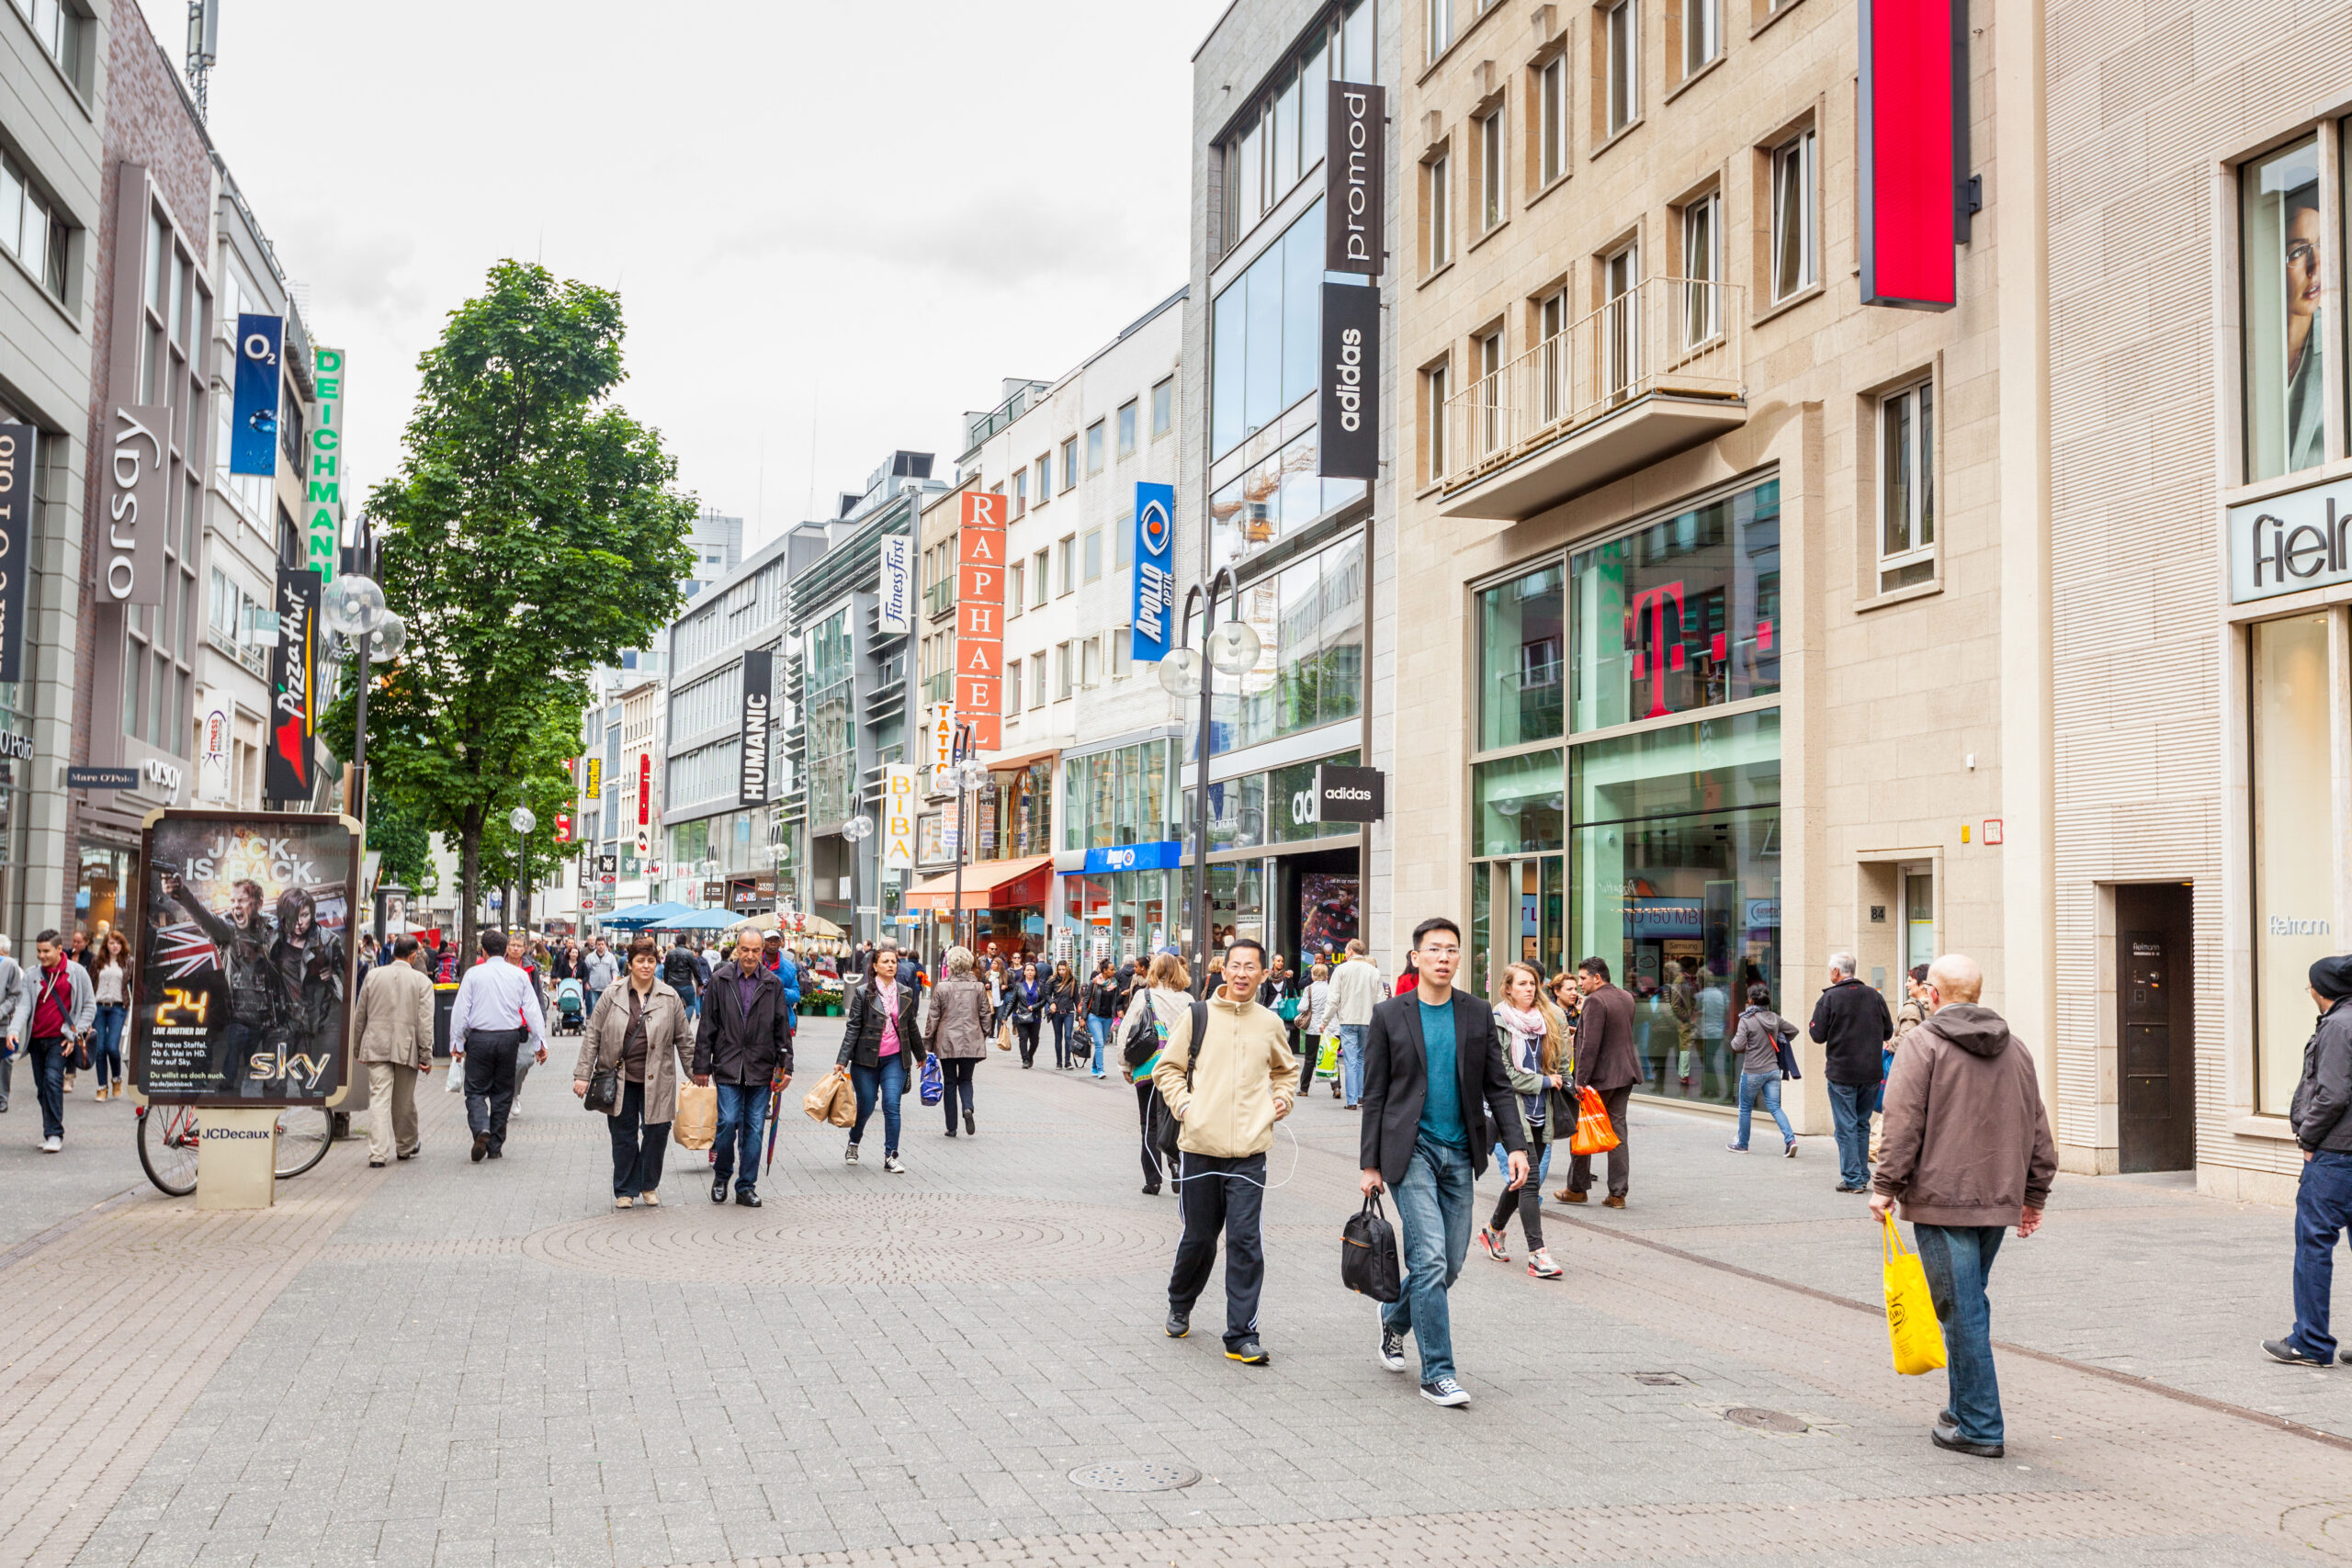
1872, 1003, 2056, 1227
1729, 1006, 1790, 1075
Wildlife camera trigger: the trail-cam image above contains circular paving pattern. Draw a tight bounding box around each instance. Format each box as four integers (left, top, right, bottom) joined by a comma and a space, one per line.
520, 1192, 1182, 1284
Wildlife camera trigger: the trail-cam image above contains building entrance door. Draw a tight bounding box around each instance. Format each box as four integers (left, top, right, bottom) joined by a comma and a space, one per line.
2117, 883, 2196, 1174
1480, 856, 1563, 998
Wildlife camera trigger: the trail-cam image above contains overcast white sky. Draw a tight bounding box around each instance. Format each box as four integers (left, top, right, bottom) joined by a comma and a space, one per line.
159, 0, 1227, 553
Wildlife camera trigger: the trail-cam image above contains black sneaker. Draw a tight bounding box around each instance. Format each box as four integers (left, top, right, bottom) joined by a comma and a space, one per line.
1419, 1377, 1471, 1407
1226, 1337, 1270, 1365
1929, 1425, 2003, 1458
1835, 1183, 1867, 1193
1377, 1328, 1407, 1372
735, 1188, 762, 1208
712, 1175, 729, 1204
1165, 1310, 1189, 1338
2262, 1337, 2331, 1367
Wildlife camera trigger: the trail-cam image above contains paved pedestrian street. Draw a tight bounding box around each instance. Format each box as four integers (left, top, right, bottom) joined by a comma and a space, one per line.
0, 1018, 2346, 1568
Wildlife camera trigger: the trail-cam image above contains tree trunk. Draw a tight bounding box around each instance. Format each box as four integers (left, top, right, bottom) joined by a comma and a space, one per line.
457, 817, 483, 969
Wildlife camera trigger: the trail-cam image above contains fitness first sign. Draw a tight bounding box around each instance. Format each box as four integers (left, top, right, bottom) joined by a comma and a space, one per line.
2231, 475, 2352, 603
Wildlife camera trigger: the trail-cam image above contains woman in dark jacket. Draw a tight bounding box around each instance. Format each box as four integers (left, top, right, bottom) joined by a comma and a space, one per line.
1084, 960, 1121, 1077
834, 947, 928, 1173
1009, 960, 1046, 1066
1046, 960, 1079, 1069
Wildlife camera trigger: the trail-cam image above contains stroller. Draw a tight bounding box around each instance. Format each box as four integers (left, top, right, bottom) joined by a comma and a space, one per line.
556, 978, 586, 1035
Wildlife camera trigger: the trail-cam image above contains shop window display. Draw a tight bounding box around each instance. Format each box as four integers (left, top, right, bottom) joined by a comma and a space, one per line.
2251, 612, 2334, 1114
2241, 138, 2325, 482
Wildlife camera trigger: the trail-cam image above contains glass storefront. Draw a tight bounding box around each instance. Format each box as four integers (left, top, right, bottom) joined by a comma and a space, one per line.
1469, 477, 1783, 1110
1063, 739, 1172, 852
2250, 611, 2333, 1115
978, 759, 1054, 862
1065, 868, 1175, 967
1178, 747, 1361, 966
1205, 533, 1365, 756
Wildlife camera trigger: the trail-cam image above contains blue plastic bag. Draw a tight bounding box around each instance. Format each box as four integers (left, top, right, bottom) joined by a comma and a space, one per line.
919, 1054, 943, 1107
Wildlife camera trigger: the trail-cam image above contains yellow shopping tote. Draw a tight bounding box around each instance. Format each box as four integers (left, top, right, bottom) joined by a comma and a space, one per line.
1882, 1212, 1948, 1376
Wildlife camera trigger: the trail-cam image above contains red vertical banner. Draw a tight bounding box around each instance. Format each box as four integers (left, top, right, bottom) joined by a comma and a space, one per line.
957, 491, 1006, 750
638, 752, 651, 824
1859, 0, 1961, 310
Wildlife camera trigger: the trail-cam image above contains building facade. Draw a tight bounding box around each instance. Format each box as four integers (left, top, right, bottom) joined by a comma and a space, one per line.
1185, 0, 1395, 971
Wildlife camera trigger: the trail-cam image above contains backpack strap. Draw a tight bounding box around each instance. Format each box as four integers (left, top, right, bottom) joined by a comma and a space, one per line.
1187, 999, 1208, 1091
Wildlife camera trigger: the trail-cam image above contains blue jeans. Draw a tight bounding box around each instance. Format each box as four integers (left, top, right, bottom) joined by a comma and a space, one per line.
2288, 1150, 2352, 1361
849, 1055, 908, 1155
92, 1003, 127, 1089
1826, 1080, 1878, 1187
1088, 1015, 1113, 1073
1379, 1134, 1475, 1385
1736, 1072, 1793, 1148
1912, 1223, 2007, 1447
27, 1036, 66, 1140
1339, 1024, 1368, 1106
713, 1082, 769, 1192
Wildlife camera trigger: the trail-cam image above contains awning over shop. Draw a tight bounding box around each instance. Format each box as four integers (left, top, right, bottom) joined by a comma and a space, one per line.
906, 853, 1057, 911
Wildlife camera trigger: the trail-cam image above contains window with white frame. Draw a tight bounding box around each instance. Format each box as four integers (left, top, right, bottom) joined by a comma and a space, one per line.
1056, 641, 1075, 700
1080, 637, 1102, 688
1476, 328, 1504, 457
1426, 149, 1452, 271
1060, 436, 1078, 490
1877, 379, 1936, 592
1606, 0, 1638, 137
1428, 0, 1453, 61
1057, 536, 1076, 595
1151, 378, 1173, 438
1005, 660, 1023, 716
1032, 549, 1049, 606
1538, 57, 1567, 186
1111, 630, 1132, 678
1082, 528, 1103, 583
1116, 400, 1137, 457
1680, 192, 1720, 344
1029, 652, 1047, 707
1479, 106, 1504, 231
1008, 560, 1025, 617
1539, 288, 1569, 424
1603, 243, 1640, 398
1035, 455, 1050, 502
1086, 419, 1105, 475
1426, 362, 1449, 482
1770, 129, 1818, 301
1013, 467, 1028, 517
0, 149, 70, 302
1682, 0, 1718, 76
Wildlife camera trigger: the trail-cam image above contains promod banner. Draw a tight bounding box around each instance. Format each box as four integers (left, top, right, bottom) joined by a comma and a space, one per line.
135, 809, 360, 1106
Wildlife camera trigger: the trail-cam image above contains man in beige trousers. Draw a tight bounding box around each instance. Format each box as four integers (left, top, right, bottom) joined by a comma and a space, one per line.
354, 935, 436, 1167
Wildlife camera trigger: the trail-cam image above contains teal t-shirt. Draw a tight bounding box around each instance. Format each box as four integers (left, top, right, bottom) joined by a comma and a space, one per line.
1418, 998, 1467, 1148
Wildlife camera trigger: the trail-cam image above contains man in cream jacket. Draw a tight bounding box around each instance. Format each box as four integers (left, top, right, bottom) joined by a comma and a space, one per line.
1153, 939, 1297, 1365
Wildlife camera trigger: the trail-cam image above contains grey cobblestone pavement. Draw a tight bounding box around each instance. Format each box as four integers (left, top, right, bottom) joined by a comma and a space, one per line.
0, 1019, 2343, 1568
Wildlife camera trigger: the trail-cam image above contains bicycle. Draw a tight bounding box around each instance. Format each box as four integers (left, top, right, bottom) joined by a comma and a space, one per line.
136, 1101, 336, 1197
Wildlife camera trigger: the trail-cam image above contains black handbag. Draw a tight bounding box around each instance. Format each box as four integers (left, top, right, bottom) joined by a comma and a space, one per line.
583, 994, 620, 1113
1342, 1193, 1403, 1303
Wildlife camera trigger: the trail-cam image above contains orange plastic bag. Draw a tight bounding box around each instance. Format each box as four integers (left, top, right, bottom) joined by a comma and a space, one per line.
1568, 1085, 1620, 1157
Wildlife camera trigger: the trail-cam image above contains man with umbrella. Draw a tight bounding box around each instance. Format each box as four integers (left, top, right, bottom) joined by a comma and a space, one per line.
692, 926, 794, 1207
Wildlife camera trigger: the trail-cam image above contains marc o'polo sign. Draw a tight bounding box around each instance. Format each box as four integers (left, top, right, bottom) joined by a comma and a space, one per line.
0, 422, 34, 682
1317, 283, 1379, 480
103, 404, 172, 608
1315, 762, 1385, 824
1325, 82, 1385, 276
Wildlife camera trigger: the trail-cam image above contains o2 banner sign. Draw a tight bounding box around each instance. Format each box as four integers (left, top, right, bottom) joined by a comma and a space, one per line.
1860, 0, 1965, 310
230, 314, 282, 475
1131, 482, 1176, 664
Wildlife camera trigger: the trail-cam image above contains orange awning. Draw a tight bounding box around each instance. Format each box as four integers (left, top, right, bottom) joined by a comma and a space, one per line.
905, 853, 1057, 911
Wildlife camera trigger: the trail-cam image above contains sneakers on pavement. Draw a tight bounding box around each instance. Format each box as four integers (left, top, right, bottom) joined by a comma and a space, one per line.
1835, 1182, 1868, 1193
1165, 1310, 1189, 1339
1377, 1328, 1408, 1372
1725, 1142, 1748, 1152
1527, 1248, 1563, 1279
614, 1196, 633, 1209
1226, 1337, 1270, 1365
640, 1191, 660, 1207
2262, 1337, 2332, 1367
883, 1154, 905, 1174
1929, 1425, 2003, 1458
712, 1175, 729, 1204
735, 1189, 762, 1207
40, 1134, 59, 1153
844, 1143, 859, 1165
1784, 1140, 1798, 1158
1477, 1226, 1510, 1263
1419, 1377, 1471, 1407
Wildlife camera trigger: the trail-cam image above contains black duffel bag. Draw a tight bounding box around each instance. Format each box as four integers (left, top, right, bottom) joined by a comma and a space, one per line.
1341, 1193, 1403, 1303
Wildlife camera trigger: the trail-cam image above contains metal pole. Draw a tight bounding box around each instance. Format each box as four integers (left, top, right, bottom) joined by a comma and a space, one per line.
1186, 576, 1231, 999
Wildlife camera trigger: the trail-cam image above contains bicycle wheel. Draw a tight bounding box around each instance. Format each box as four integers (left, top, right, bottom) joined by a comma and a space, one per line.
137, 1105, 201, 1197
273, 1105, 334, 1179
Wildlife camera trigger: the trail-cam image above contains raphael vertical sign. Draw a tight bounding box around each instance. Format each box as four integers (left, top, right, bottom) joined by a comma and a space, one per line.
307, 348, 346, 584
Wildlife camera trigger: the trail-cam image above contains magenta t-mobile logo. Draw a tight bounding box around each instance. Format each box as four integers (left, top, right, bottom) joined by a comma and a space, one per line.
1625, 581, 1688, 718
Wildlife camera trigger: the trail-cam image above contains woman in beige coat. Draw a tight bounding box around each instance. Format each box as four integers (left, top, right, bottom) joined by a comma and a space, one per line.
925, 946, 991, 1139
571, 936, 689, 1209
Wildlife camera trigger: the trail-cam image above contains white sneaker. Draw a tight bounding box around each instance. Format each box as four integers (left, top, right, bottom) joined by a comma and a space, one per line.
1526, 1248, 1563, 1280
1419, 1376, 1472, 1407
40, 1135, 59, 1153
883, 1154, 906, 1174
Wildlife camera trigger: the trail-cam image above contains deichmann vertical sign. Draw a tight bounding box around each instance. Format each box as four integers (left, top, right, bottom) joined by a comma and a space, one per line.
0, 422, 33, 683
230, 314, 282, 475
103, 404, 172, 607
306, 347, 346, 582
878, 535, 911, 634
1859, 0, 1964, 310
881, 765, 916, 871
1131, 482, 1175, 663
956, 491, 1007, 750
265, 568, 321, 804
1325, 82, 1385, 276
1318, 284, 1380, 479
738, 648, 773, 805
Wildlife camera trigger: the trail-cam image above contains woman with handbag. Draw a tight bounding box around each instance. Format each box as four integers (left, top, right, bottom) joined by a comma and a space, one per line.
925, 946, 989, 1134
1477, 961, 1569, 1279
1010, 960, 1045, 1066
835, 947, 928, 1173
571, 936, 689, 1210
88, 930, 132, 1101
1726, 982, 1799, 1156
1046, 960, 1079, 1069
1117, 952, 1192, 1195
1084, 961, 1120, 1077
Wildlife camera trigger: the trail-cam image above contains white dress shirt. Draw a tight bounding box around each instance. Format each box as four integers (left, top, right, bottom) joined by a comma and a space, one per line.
448, 956, 549, 1059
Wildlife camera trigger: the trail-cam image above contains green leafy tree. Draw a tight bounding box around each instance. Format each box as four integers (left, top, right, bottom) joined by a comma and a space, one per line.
365, 786, 439, 898
337, 261, 695, 964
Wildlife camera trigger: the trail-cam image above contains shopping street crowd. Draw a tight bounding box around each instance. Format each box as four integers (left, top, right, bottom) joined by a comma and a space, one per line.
342, 908, 2352, 1459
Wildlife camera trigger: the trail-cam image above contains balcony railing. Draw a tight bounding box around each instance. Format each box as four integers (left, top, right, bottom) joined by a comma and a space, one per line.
1441, 276, 1745, 502
923, 578, 956, 619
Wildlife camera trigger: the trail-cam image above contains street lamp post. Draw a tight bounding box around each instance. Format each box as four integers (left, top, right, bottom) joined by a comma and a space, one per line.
319, 572, 406, 819
510, 806, 537, 935
841, 811, 874, 947
1158, 567, 1261, 995
946, 739, 988, 954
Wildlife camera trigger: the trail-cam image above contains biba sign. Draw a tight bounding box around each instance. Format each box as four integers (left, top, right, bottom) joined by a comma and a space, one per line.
103, 405, 172, 607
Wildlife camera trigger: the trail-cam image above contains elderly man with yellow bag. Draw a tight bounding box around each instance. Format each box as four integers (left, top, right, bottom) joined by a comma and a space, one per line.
1869, 953, 2055, 1461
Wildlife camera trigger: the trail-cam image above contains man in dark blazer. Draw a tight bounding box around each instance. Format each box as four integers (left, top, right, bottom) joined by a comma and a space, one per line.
1358, 917, 1527, 1408
693, 928, 796, 1207
1560, 956, 1639, 1206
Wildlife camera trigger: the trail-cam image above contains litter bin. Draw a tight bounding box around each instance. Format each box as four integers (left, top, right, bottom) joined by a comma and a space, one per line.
434, 984, 458, 1057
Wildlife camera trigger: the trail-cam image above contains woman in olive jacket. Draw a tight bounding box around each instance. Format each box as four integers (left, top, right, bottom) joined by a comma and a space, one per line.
834, 947, 929, 1173
925, 946, 991, 1137
571, 937, 690, 1209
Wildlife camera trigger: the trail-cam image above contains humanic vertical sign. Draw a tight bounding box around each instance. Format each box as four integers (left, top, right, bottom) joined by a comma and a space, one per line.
1325, 82, 1385, 276
738, 648, 772, 806
956, 491, 1006, 750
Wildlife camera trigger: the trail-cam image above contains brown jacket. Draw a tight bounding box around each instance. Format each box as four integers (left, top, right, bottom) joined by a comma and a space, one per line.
1872, 1003, 2056, 1227
574, 979, 689, 1126
925, 975, 992, 1058
1571, 982, 1639, 1091
352, 961, 435, 1068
